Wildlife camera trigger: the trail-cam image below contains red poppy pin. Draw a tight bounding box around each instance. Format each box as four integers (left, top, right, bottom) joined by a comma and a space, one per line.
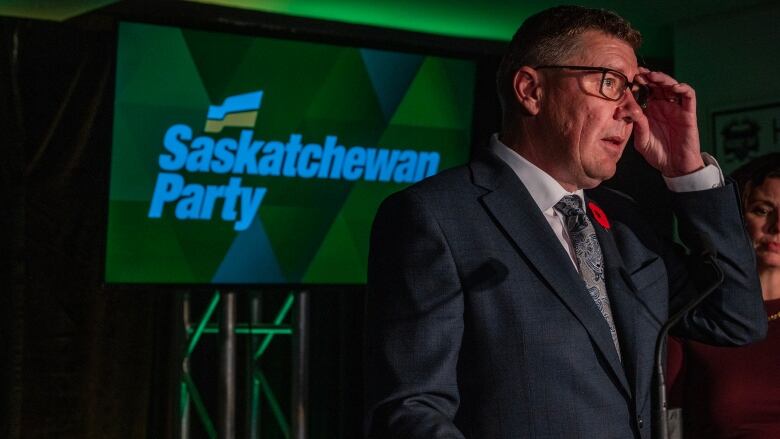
587, 201, 610, 230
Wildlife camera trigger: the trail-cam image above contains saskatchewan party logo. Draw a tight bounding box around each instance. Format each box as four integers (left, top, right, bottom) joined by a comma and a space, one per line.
148, 89, 442, 231
204, 90, 263, 133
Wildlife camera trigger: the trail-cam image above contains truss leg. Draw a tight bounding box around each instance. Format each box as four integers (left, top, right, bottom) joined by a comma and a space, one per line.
292, 290, 310, 439
219, 291, 237, 439
248, 291, 263, 439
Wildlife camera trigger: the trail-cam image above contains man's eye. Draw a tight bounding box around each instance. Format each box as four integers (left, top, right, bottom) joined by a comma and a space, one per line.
751, 206, 770, 216
602, 77, 618, 89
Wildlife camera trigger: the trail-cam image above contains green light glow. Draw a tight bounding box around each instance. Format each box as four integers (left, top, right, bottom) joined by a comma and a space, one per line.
0, 0, 118, 20
199, 325, 293, 335
254, 292, 295, 360
256, 369, 291, 438
184, 0, 669, 58
183, 373, 218, 439
0, 0, 687, 59
187, 292, 221, 356
188, 0, 520, 42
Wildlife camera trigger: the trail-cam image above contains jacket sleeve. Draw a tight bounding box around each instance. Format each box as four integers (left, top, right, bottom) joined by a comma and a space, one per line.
364, 188, 466, 439
668, 181, 768, 344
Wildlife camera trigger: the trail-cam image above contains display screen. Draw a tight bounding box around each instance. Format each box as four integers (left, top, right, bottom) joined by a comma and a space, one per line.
105, 21, 475, 285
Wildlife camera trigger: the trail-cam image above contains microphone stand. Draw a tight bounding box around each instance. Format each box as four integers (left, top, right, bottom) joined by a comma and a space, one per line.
654, 248, 724, 439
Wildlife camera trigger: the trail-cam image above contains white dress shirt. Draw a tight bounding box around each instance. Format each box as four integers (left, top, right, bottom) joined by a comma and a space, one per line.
488, 134, 724, 269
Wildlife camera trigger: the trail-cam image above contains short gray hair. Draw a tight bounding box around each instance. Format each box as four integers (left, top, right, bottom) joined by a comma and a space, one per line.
496, 5, 642, 114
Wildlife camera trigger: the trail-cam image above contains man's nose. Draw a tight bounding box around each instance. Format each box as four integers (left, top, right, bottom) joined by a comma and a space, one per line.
615, 91, 643, 123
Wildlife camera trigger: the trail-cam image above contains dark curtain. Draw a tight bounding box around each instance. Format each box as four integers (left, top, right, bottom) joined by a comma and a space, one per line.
1, 17, 179, 438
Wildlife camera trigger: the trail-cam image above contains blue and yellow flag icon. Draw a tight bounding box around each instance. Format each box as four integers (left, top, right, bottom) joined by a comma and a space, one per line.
204, 91, 263, 133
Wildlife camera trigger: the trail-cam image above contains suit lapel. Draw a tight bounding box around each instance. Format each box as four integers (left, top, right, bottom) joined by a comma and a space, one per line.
587, 196, 640, 402
471, 154, 630, 394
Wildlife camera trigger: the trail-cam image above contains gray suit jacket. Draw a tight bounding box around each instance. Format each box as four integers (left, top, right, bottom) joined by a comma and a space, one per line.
365, 149, 767, 439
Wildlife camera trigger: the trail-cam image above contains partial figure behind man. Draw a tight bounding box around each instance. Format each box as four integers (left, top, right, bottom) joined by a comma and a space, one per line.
668, 153, 780, 438
365, 5, 767, 439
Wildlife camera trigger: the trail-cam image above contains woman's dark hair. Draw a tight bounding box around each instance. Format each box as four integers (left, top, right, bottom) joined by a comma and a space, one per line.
731, 153, 780, 205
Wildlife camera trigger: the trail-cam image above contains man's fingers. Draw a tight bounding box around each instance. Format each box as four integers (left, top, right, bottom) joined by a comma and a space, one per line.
639, 70, 678, 86
646, 82, 696, 111
636, 70, 692, 108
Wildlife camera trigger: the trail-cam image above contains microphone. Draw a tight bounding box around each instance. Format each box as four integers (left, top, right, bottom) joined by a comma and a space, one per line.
654, 234, 724, 439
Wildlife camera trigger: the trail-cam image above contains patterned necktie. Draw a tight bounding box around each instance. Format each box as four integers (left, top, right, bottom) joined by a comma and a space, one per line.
554, 195, 621, 358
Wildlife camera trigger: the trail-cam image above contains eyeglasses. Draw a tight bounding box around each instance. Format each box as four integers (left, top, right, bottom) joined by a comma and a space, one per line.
534, 65, 649, 109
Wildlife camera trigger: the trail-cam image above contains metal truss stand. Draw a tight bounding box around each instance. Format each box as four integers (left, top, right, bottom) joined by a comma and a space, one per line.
292, 291, 310, 439
219, 291, 237, 439
178, 290, 308, 439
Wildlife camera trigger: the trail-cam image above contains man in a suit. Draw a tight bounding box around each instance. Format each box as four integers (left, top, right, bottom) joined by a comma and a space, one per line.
364, 5, 767, 439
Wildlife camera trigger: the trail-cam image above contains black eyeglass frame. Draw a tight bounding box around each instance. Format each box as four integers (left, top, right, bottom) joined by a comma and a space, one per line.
534, 65, 649, 109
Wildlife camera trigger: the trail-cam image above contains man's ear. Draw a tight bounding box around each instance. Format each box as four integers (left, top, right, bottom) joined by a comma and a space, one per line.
512, 66, 543, 116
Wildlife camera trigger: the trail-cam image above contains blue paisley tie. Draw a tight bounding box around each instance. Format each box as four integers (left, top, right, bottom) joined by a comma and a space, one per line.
554, 195, 621, 358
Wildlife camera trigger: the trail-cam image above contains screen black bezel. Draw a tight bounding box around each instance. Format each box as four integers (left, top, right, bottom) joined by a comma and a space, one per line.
90, 0, 503, 290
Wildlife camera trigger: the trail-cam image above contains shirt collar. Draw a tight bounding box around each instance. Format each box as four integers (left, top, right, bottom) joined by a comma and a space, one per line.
489, 133, 586, 213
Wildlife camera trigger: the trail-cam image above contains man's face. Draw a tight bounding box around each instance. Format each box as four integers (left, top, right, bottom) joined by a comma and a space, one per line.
535, 30, 643, 190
